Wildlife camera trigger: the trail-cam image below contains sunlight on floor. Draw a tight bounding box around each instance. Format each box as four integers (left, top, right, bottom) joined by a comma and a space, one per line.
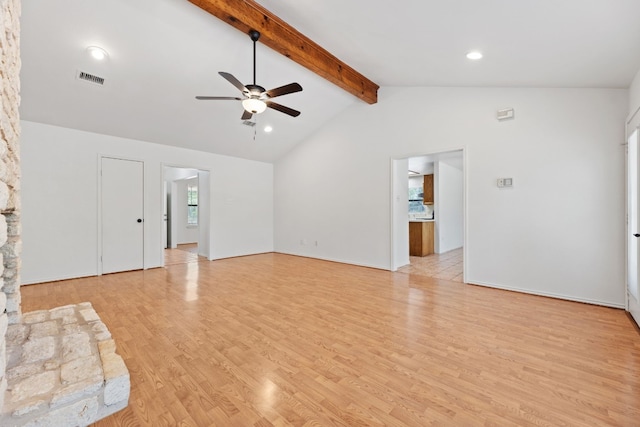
164, 243, 201, 266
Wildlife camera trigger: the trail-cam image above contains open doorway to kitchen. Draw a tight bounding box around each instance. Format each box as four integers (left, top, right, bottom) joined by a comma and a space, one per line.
391, 149, 465, 282
163, 165, 211, 266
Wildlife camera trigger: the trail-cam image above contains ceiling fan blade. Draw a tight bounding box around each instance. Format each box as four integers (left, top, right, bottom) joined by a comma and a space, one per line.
266, 101, 301, 117
241, 110, 253, 120
195, 96, 242, 100
219, 72, 248, 93
265, 82, 303, 99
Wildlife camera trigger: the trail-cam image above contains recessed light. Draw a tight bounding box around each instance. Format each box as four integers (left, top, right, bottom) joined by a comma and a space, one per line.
86, 46, 109, 61
264, 125, 273, 133
466, 51, 483, 60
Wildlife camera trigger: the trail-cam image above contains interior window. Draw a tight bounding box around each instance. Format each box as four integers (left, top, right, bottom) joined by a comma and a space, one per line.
187, 184, 198, 225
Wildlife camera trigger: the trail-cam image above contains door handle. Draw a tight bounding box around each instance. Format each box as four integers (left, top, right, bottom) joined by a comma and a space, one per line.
634, 234, 640, 238
137, 219, 143, 223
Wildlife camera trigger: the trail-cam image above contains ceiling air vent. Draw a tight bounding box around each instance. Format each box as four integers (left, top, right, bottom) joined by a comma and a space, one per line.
242, 120, 256, 127
76, 70, 105, 86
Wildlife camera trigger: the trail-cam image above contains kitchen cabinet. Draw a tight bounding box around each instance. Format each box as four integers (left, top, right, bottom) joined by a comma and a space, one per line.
423, 174, 434, 205
409, 221, 434, 256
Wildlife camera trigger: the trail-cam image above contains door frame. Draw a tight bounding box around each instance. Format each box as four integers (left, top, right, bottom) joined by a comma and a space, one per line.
627, 128, 640, 327
390, 147, 467, 281
626, 98, 640, 327
98, 154, 146, 276
161, 163, 212, 264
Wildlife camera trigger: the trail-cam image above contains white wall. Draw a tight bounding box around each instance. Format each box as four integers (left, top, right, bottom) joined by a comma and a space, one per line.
275, 87, 628, 307
164, 167, 198, 182
392, 158, 409, 270
435, 160, 463, 253
197, 171, 211, 258
629, 67, 640, 136
21, 121, 274, 284
408, 176, 423, 190
175, 178, 199, 244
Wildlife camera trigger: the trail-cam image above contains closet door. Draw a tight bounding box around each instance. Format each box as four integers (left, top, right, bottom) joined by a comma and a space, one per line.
627, 130, 640, 327
101, 157, 144, 274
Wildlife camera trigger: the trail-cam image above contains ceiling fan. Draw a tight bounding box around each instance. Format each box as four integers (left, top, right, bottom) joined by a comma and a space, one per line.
196, 30, 303, 120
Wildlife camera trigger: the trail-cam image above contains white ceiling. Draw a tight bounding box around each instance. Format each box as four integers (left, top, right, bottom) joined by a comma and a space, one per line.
409, 150, 463, 175
20, 1, 640, 163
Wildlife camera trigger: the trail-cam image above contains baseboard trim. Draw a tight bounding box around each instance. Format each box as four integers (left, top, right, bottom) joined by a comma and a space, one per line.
469, 279, 625, 309
274, 251, 388, 271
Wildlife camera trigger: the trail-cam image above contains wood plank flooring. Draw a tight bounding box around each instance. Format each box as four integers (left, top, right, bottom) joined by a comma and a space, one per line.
164, 243, 203, 266
20, 253, 640, 426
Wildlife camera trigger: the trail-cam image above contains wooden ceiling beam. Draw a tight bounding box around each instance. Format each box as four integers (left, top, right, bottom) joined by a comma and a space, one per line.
188, 0, 379, 104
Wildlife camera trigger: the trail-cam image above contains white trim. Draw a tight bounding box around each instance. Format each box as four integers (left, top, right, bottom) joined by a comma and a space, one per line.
97, 155, 102, 276
276, 251, 388, 271
629, 292, 640, 327
462, 150, 468, 284
627, 105, 640, 126
470, 280, 626, 309
627, 108, 640, 139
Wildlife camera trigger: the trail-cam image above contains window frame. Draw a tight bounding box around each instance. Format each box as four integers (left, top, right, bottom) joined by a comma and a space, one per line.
187, 183, 198, 226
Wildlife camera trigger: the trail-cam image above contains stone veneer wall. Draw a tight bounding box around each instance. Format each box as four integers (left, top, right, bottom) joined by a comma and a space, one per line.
0, 4, 130, 424
0, 0, 22, 413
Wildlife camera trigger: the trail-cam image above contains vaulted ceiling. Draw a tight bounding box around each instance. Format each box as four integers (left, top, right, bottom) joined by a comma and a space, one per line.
20, 0, 640, 163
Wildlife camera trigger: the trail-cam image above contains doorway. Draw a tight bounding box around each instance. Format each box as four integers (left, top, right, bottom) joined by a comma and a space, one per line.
163, 165, 211, 266
391, 149, 466, 282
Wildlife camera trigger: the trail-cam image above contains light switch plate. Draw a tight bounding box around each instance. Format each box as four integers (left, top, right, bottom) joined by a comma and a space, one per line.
497, 108, 514, 121
497, 178, 514, 188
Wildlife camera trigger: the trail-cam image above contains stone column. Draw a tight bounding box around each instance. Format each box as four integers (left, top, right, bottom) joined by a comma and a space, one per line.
0, 0, 22, 411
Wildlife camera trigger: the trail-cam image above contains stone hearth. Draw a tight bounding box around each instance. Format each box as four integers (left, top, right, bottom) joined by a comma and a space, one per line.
0, 303, 129, 426
0, 0, 129, 424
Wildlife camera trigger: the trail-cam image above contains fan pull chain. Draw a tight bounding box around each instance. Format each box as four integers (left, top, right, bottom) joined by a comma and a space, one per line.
253, 117, 257, 141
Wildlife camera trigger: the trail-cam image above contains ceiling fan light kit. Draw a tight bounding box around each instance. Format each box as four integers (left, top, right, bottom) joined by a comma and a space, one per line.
242, 98, 267, 114
196, 29, 303, 119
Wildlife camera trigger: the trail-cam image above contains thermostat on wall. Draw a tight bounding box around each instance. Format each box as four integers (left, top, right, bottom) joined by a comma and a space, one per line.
497, 178, 513, 188
497, 108, 514, 121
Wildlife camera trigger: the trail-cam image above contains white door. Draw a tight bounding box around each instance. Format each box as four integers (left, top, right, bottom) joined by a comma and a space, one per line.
102, 157, 144, 274
627, 130, 640, 327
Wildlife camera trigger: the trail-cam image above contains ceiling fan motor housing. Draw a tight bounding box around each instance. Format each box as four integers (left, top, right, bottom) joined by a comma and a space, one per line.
245, 84, 266, 98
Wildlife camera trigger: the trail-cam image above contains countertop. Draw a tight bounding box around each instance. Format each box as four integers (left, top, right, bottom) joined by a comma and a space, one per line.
409, 219, 435, 222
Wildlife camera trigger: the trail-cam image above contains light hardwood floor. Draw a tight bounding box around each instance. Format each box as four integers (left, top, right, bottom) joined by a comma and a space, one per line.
164, 243, 203, 266
20, 253, 640, 426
